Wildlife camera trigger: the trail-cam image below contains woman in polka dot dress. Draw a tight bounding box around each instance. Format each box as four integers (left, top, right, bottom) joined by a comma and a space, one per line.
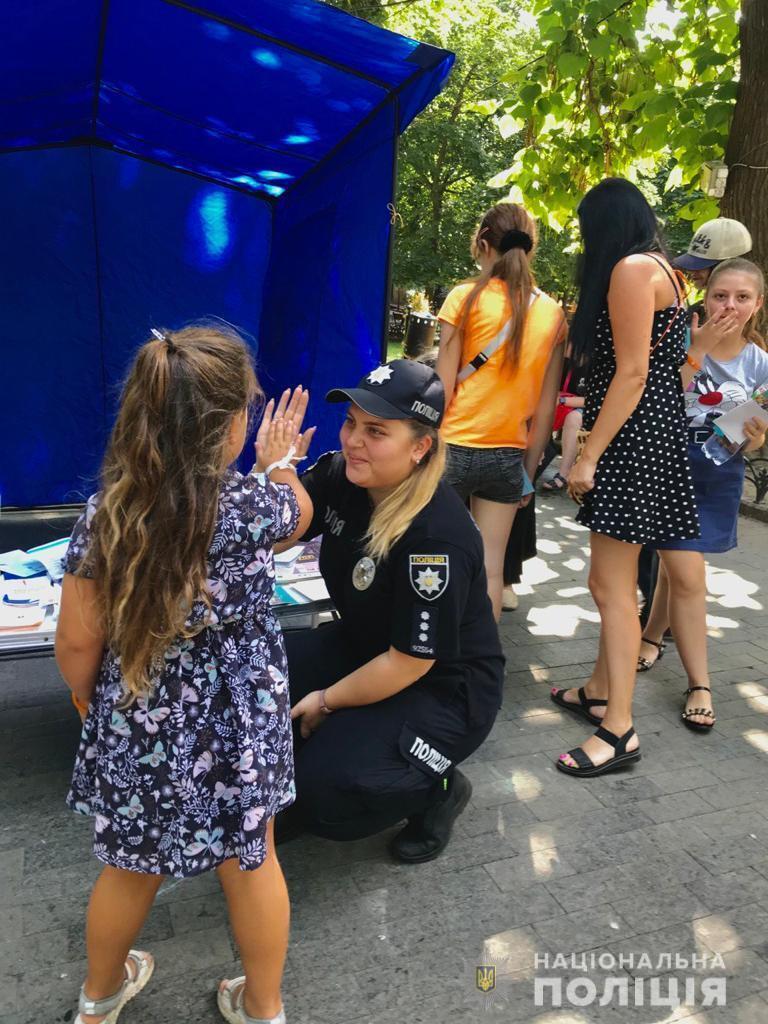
551, 179, 699, 777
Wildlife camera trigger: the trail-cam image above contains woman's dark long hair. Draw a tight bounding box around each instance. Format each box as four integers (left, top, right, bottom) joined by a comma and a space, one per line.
570, 178, 666, 371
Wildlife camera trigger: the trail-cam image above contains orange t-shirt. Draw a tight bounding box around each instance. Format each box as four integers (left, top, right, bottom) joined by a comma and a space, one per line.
438, 279, 566, 448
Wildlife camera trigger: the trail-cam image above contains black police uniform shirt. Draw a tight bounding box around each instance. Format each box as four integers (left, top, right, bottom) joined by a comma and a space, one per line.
298, 451, 504, 724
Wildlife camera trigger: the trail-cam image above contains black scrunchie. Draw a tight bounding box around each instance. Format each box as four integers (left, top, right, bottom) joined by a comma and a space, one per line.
499, 229, 532, 255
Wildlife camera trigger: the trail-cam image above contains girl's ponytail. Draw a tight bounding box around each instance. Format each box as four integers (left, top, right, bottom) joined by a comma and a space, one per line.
457, 203, 538, 371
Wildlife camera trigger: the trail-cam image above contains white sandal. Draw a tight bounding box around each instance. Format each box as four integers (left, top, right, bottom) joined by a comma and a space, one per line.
74, 949, 154, 1023
217, 977, 286, 1024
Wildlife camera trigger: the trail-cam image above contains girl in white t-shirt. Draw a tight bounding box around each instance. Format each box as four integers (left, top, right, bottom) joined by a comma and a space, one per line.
640, 258, 768, 730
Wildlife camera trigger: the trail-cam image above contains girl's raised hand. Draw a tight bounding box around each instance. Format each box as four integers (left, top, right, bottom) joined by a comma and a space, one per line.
691, 308, 739, 355
256, 414, 299, 473
255, 387, 312, 471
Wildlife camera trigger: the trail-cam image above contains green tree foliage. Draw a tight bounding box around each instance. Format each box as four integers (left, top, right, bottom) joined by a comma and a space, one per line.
491, 0, 739, 228
328, 0, 581, 302
384, 0, 535, 301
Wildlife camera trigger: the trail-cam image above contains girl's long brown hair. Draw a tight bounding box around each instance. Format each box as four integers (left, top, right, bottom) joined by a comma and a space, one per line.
458, 202, 538, 371
79, 324, 260, 699
706, 258, 767, 351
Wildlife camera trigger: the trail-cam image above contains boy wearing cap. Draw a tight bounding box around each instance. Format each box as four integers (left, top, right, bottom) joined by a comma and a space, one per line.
281, 359, 504, 863
674, 217, 752, 289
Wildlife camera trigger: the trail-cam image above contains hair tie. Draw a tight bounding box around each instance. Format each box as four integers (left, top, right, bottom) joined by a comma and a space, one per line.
499, 229, 532, 255
151, 327, 177, 353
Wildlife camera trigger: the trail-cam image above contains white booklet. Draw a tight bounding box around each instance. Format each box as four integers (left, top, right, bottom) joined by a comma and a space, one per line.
715, 399, 766, 443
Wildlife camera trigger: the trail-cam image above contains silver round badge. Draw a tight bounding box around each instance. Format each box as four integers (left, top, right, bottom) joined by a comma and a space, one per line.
352, 556, 376, 591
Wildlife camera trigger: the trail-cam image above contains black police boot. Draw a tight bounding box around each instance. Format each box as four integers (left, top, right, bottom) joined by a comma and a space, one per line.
389, 770, 472, 864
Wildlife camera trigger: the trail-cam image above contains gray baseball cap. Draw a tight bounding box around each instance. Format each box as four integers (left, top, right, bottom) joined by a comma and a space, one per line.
674, 218, 752, 271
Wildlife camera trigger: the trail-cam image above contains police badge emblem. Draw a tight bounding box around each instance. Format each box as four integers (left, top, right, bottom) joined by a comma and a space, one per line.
476, 966, 496, 992
408, 554, 449, 601
352, 556, 376, 591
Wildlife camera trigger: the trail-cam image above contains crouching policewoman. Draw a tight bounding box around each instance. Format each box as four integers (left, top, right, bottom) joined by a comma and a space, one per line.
283, 359, 504, 862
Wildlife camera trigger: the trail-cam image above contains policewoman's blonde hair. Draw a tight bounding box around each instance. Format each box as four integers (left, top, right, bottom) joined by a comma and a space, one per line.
365, 423, 446, 562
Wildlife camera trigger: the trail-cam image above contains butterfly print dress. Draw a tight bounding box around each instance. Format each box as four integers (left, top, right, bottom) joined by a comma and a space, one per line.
64, 469, 300, 877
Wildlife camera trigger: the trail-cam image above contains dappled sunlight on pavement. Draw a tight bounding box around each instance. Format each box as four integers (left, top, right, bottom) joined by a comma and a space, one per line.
2, 500, 767, 1023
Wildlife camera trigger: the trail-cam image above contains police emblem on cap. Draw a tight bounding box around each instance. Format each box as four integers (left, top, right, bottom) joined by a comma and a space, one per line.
476, 966, 496, 992
367, 365, 393, 385
409, 554, 449, 601
352, 556, 376, 591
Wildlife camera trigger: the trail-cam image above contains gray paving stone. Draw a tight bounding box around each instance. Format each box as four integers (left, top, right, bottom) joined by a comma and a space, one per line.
2, 502, 767, 1023
684, 834, 768, 875
683, 992, 768, 1024
709, 756, 768, 783
632, 791, 715, 824
484, 848, 580, 891
698, 779, 768, 811
609, 890, 712, 934
532, 904, 635, 955
684, 866, 768, 913
691, 904, 768, 954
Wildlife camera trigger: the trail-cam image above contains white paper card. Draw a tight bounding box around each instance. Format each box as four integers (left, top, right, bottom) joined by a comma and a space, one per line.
714, 399, 766, 443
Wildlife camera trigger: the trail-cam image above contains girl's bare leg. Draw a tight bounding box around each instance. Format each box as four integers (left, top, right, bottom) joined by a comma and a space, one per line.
217, 819, 290, 1021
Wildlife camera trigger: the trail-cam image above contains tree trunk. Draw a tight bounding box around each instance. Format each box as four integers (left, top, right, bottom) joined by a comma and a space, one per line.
721, 0, 768, 276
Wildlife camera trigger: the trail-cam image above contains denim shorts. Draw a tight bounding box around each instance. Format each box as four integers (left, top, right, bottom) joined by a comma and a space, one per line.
445, 444, 525, 504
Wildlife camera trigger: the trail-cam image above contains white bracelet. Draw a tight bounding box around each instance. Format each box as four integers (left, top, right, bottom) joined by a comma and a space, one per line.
265, 445, 298, 478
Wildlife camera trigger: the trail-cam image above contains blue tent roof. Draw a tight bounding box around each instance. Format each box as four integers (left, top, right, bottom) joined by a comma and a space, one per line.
1, 0, 453, 200
0, 1, 453, 509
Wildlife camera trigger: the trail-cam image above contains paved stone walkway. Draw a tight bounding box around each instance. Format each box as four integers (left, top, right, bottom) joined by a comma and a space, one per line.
2, 498, 768, 1023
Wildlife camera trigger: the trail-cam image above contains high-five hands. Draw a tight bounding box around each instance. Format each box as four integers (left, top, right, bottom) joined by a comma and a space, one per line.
255, 386, 316, 473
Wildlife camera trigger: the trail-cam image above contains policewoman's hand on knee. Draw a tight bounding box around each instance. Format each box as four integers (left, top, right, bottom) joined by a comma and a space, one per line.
291, 690, 329, 738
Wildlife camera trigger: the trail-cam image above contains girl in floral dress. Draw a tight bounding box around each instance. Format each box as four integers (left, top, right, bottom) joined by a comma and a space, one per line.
55, 325, 312, 1024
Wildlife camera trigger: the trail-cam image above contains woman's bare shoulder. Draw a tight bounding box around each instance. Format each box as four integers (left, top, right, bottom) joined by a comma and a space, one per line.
612, 253, 663, 281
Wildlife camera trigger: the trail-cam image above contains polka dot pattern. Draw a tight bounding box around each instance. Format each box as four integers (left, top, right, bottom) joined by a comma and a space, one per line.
577, 304, 700, 545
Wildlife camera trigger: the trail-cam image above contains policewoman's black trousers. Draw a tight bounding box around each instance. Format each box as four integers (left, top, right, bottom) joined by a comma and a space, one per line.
283, 622, 494, 842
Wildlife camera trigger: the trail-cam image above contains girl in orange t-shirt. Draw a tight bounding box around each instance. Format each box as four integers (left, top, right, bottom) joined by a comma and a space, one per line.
437, 202, 566, 619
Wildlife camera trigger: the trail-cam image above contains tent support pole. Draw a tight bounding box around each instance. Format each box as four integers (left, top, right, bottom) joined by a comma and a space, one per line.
86, 147, 109, 435
91, 0, 111, 132
381, 96, 399, 361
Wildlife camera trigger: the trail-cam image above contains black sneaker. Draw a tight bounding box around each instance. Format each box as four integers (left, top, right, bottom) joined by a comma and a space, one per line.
389, 770, 472, 864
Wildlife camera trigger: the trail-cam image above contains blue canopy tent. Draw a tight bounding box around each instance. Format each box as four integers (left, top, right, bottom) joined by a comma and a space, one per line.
0, 0, 453, 511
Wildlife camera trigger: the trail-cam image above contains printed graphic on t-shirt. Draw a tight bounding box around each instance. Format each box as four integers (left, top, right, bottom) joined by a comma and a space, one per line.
685, 369, 748, 438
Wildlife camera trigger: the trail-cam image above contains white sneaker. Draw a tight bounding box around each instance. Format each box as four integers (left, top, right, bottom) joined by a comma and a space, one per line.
502, 586, 518, 610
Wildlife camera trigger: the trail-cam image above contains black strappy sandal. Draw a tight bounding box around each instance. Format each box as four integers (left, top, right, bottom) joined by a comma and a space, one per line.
682, 686, 716, 732
550, 686, 607, 726
637, 636, 666, 673
542, 472, 567, 492
556, 726, 641, 778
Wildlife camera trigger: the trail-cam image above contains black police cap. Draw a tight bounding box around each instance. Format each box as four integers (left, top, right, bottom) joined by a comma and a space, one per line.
326, 358, 445, 428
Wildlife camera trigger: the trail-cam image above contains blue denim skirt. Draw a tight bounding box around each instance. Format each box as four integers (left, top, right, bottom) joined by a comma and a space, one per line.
656, 444, 743, 553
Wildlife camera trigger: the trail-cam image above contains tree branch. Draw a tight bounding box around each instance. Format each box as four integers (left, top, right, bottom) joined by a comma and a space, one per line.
516, 0, 636, 72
